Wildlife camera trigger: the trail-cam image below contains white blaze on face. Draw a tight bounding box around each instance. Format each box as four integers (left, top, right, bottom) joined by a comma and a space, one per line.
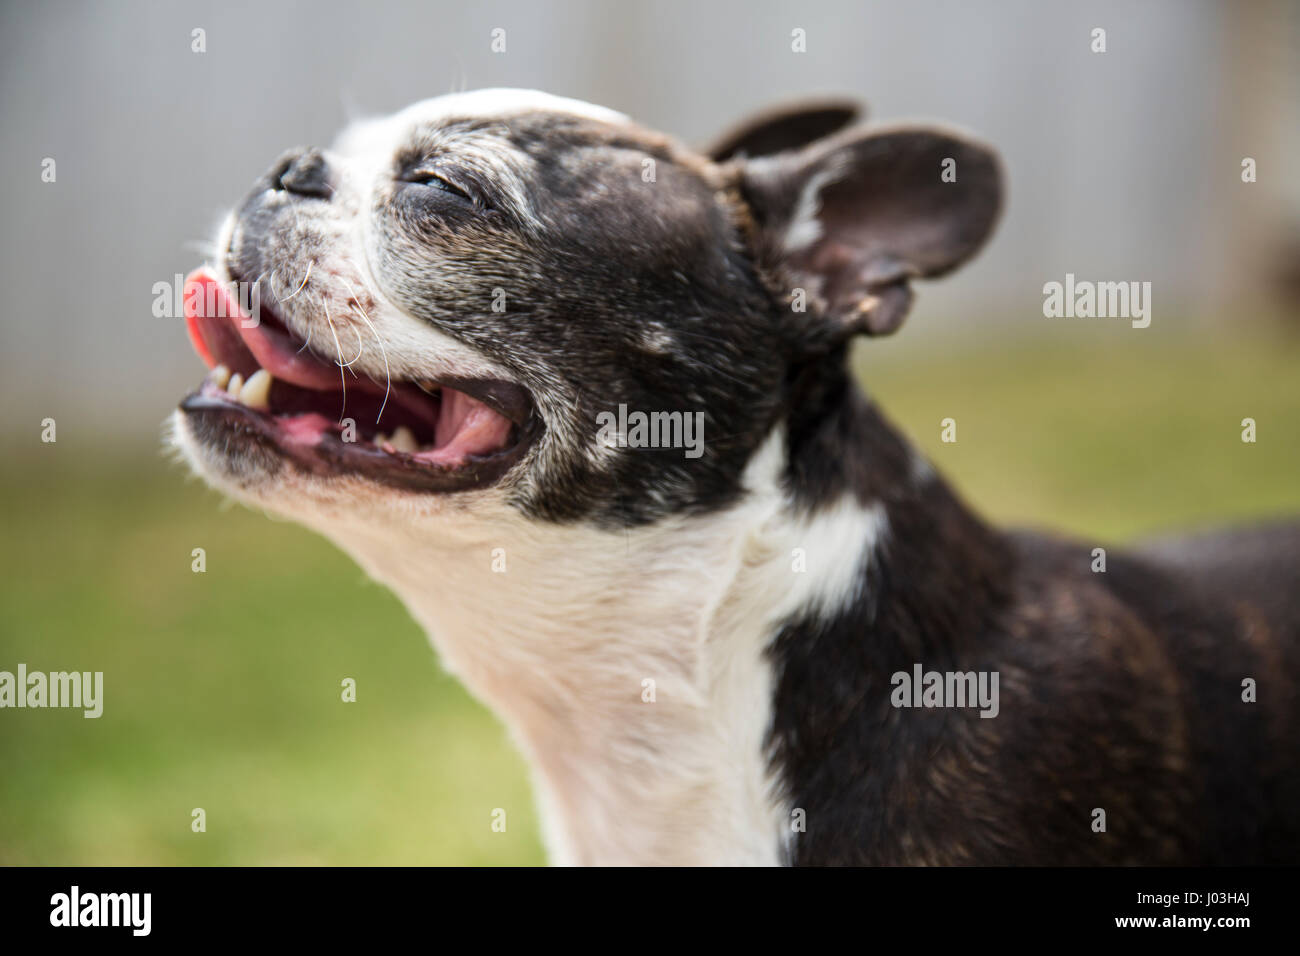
331, 88, 629, 159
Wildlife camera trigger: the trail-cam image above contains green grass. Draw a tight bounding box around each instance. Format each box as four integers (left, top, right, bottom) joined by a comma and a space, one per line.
856, 328, 1300, 541
0, 468, 543, 865
1, 329, 1297, 864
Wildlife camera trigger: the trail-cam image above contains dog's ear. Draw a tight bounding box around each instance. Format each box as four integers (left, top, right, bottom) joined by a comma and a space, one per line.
706, 99, 863, 162
737, 124, 1003, 340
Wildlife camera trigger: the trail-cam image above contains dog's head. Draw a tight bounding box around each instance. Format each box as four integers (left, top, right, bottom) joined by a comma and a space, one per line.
172, 88, 1001, 531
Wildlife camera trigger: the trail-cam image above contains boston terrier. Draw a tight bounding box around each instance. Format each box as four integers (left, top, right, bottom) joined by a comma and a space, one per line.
170, 89, 1300, 866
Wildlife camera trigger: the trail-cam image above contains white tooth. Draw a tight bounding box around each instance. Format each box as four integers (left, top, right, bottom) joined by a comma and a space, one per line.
389, 426, 418, 453
227, 372, 244, 398
239, 369, 272, 410
210, 364, 231, 389
372, 432, 389, 447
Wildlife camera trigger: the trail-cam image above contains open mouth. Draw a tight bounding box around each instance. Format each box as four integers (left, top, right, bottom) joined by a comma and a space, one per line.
178, 267, 538, 493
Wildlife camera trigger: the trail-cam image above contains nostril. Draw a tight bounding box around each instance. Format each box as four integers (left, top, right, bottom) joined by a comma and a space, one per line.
275, 148, 333, 199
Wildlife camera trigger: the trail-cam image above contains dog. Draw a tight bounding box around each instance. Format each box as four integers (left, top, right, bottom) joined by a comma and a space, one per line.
170, 89, 1300, 865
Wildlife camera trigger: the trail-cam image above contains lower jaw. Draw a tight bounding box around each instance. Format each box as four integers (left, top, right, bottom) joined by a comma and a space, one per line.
179, 389, 534, 494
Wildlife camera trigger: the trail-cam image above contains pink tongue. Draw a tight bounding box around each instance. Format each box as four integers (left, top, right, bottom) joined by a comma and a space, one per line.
418, 388, 514, 465
184, 268, 514, 462
184, 268, 341, 390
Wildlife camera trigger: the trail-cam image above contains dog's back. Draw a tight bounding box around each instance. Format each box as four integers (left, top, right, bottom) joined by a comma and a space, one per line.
1135, 523, 1300, 860
1136, 522, 1300, 631
1005, 523, 1300, 864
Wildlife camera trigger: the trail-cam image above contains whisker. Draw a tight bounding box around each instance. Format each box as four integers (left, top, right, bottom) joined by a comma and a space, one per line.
339, 276, 392, 424
281, 261, 313, 301
335, 323, 364, 368
324, 304, 348, 421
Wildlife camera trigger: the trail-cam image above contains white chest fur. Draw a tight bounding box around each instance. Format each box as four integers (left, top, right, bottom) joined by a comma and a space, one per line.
316, 434, 886, 865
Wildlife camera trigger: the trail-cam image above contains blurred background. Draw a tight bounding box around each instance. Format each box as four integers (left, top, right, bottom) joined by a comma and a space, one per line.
1, 0, 1297, 864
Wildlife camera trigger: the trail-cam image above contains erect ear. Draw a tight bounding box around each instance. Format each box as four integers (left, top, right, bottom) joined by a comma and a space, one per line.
705, 98, 864, 162
736, 124, 1003, 340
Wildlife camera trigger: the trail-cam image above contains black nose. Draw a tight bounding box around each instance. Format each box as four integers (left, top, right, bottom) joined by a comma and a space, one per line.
271, 148, 333, 199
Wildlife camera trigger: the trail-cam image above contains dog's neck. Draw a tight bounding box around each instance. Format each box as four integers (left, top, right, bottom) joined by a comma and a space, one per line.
322, 370, 1007, 865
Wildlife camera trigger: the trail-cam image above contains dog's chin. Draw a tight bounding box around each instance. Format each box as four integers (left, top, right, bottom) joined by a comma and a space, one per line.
172, 268, 542, 504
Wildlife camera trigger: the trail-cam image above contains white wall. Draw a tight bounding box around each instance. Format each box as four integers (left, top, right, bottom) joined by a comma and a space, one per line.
1, 0, 1293, 440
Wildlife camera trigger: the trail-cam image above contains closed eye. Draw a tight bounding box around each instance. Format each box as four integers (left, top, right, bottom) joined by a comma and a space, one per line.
404, 170, 475, 204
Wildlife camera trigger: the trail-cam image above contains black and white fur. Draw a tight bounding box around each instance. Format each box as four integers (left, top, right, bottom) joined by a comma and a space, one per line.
172, 89, 1300, 865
